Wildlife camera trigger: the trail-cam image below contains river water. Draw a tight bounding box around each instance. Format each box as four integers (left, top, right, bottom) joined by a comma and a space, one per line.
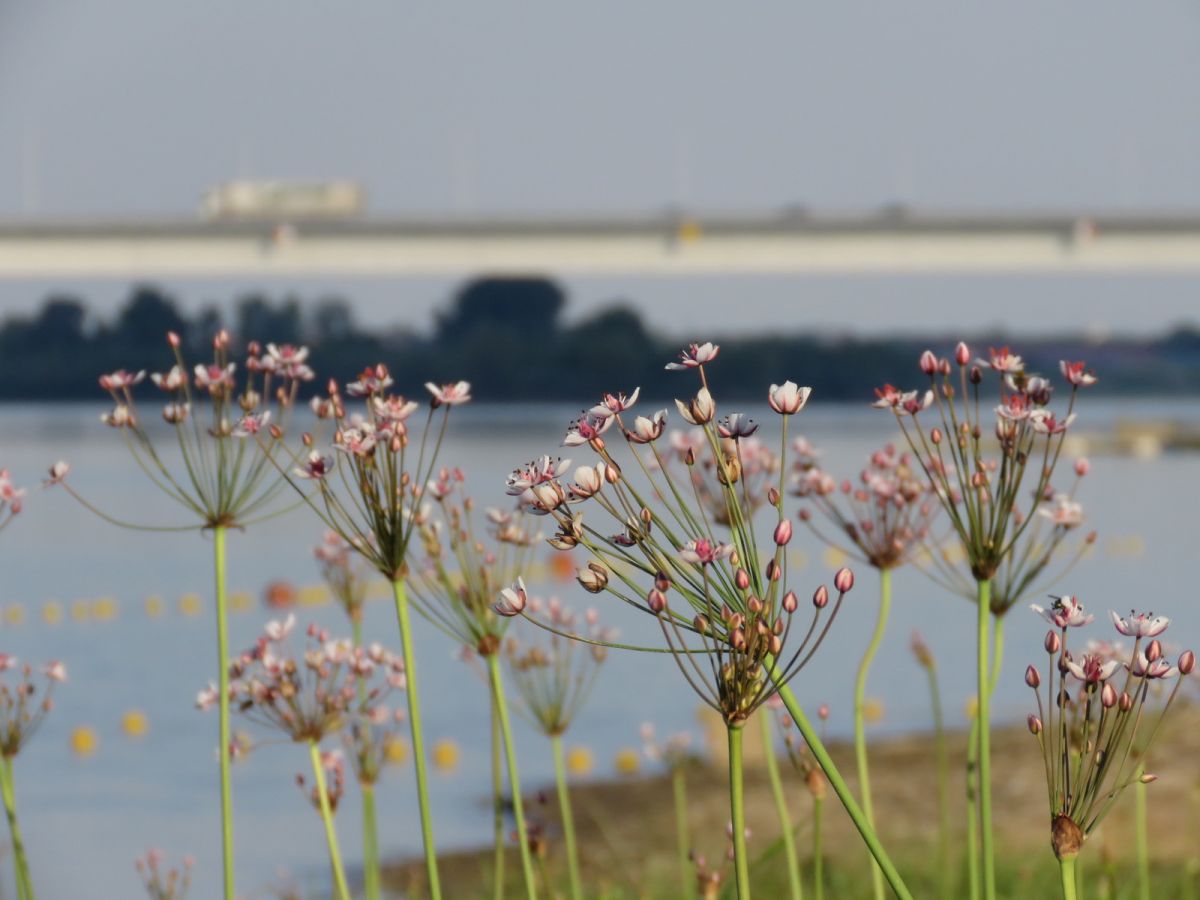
0, 397, 1196, 898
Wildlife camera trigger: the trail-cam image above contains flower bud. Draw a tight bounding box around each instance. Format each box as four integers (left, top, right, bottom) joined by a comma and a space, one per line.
1074, 458, 1090, 477
730, 628, 747, 651
768, 487, 780, 507
1102, 683, 1117, 708
919, 350, 938, 375
769, 634, 783, 655
655, 571, 671, 592
969, 366, 982, 385
1147, 639, 1162, 662
1119, 691, 1133, 712
693, 615, 709, 634
1179, 650, 1196, 675
734, 568, 751, 591
931, 427, 943, 445
167, 330, 182, 348
747, 595, 763, 614
1044, 631, 1061, 654
782, 590, 798, 613
765, 560, 781, 582
647, 589, 667, 614
1024, 665, 1040, 689
577, 564, 609, 594
939, 358, 951, 376
773, 520, 793, 546
798, 508, 812, 522
955, 342, 971, 366
1139, 773, 1157, 784
1027, 714, 1042, 735
812, 585, 829, 608
833, 567, 854, 593
818, 703, 830, 721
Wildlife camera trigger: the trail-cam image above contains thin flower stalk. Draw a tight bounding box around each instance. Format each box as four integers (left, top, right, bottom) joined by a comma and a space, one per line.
54, 332, 314, 900
1024, 596, 1194, 898
308, 745, 351, 900
510, 349, 911, 899
642, 725, 695, 899
879, 344, 1096, 900
911, 631, 952, 900
781, 709, 828, 900
135, 849, 195, 900
759, 701, 802, 900
259, 368, 472, 899
0, 657, 66, 900
965, 618, 1004, 900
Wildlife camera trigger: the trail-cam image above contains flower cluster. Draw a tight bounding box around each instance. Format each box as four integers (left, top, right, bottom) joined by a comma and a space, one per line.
264, 365, 471, 580
667, 431, 781, 527
0, 469, 25, 534
409, 470, 540, 655
343, 701, 407, 788
640, 721, 694, 770
313, 531, 372, 626
0, 656, 67, 757
296, 748, 347, 814
878, 344, 1095, 591
793, 441, 937, 570
1025, 595, 1194, 860
198, 616, 405, 744
135, 848, 195, 900
501, 596, 611, 737
509, 346, 848, 726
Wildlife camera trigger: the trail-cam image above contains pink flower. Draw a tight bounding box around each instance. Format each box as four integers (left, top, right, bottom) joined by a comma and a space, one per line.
265, 614, 297, 641
425, 380, 472, 407
898, 390, 933, 417
675, 387, 716, 425
1063, 653, 1119, 684
43, 660, 67, 682
871, 384, 905, 409
665, 342, 720, 371
563, 412, 613, 447
1110, 610, 1170, 638
232, 412, 270, 437
150, 366, 186, 391
1037, 494, 1083, 527
494, 577, 528, 617
264, 344, 314, 380
1128, 652, 1177, 679
0, 654, 17, 671
101, 405, 134, 428
99, 370, 146, 391
1060, 360, 1097, 388
768, 381, 811, 415
345, 365, 394, 397
1031, 595, 1093, 629
979, 346, 1024, 373
625, 409, 668, 444
678, 538, 734, 566
592, 388, 640, 417
507, 456, 571, 495
162, 402, 190, 425
195, 682, 219, 711
295, 451, 333, 480
194, 363, 236, 392
44, 461, 70, 486
372, 396, 419, 423
1030, 410, 1076, 435
568, 464, 606, 500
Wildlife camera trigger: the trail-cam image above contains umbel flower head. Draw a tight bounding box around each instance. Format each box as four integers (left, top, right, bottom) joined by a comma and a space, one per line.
296, 749, 347, 815
408, 469, 540, 656
0, 656, 67, 758
199, 616, 406, 744
793, 440, 938, 571
508, 345, 847, 726
64, 331, 315, 530
877, 343, 1095, 586
1024, 594, 1194, 860
0, 468, 26, 534
500, 596, 612, 737
135, 848, 195, 900
313, 531, 372, 625
260, 366, 471, 580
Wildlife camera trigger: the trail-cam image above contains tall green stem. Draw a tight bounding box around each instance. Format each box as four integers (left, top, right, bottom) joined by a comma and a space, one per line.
812, 794, 824, 900
854, 569, 891, 900
551, 734, 584, 900
487, 654, 539, 900
672, 765, 693, 899
310, 741, 351, 900
1135, 762, 1150, 900
0, 755, 32, 900
966, 616, 1004, 900
975, 579, 996, 900
759, 713, 802, 899
773, 676, 914, 900
925, 664, 951, 900
1059, 857, 1079, 900
492, 693, 507, 900
728, 725, 751, 900
390, 579, 442, 899
353, 617, 382, 900
213, 525, 235, 900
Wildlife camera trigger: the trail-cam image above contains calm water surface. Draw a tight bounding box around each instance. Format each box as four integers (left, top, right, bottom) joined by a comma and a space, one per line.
1, 398, 1197, 898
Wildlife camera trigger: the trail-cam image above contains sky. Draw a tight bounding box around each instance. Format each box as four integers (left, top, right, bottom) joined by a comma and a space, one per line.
2, 2, 1199, 335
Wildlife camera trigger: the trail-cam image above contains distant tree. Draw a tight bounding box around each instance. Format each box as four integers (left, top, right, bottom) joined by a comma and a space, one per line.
30, 297, 88, 348
236, 296, 302, 344
311, 298, 356, 342
114, 286, 188, 349
435, 277, 565, 344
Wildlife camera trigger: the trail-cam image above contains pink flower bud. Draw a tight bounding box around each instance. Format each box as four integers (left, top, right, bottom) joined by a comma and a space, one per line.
818, 703, 829, 720
1074, 458, 1090, 477
833, 567, 854, 593
782, 590, 798, 613
768, 487, 780, 507
167, 331, 182, 348
1102, 683, 1117, 708
969, 366, 982, 385
812, 585, 829, 608
798, 508, 812, 522
1044, 631, 1061, 654
1119, 691, 1133, 712
1027, 714, 1042, 735
655, 572, 671, 592
731, 628, 747, 651
955, 342, 971, 366
1025, 665, 1040, 688
919, 350, 938, 375
735, 568, 751, 591
647, 589, 667, 614
765, 560, 781, 582
939, 358, 951, 376
773, 520, 793, 546
1147, 639, 1162, 662
1140, 772, 1157, 784
931, 427, 942, 445
1179, 650, 1195, 675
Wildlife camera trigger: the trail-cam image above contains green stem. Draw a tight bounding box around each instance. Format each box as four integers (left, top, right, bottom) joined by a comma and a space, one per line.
391, 578, 443, 900
759, 713, 802, 900
1135, 763, 1150, 900
925, 665, 951, 900
487, 654, 539, 900
672, 766, 693, 900
551, 734, 584, 900
492, 692, 507, 900
0, 755, 32, 900
966, 616, 1004, 900
975, 579, 996, 900
310, 742, 351, 900
728, 724, 751, 900
362, 784, 381, 900
1059, 856, 1078, 900
854, 568, 891, 900
812, 794, 824, 900
213, 525, 235, 900
773, 677, 913, 900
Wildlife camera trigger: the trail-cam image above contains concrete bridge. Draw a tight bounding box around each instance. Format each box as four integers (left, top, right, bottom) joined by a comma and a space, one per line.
2, 212, 1200, 278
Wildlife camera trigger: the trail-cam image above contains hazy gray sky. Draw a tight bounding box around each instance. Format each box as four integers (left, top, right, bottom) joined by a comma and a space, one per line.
2, 2, 1199, 334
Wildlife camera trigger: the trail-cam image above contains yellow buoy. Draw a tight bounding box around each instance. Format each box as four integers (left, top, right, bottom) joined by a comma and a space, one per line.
431, 738, 460, 773
614, 748, 641, 776
121, 709, 150, 739
41, 601, 63, 626
863, 698, 885, 725
383, 736, 409, 766
92, 597, 118, 621
566, 746, 593, 776
70, 726, 99, 757
179, 593, 202, 617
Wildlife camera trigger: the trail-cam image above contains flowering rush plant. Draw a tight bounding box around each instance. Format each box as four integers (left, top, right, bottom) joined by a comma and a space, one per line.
1025, 595, 1194, 896
0, 468, 25, 534
135, 848, 195, 900
314, 530, 372, 628
505, 341, 912, 900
